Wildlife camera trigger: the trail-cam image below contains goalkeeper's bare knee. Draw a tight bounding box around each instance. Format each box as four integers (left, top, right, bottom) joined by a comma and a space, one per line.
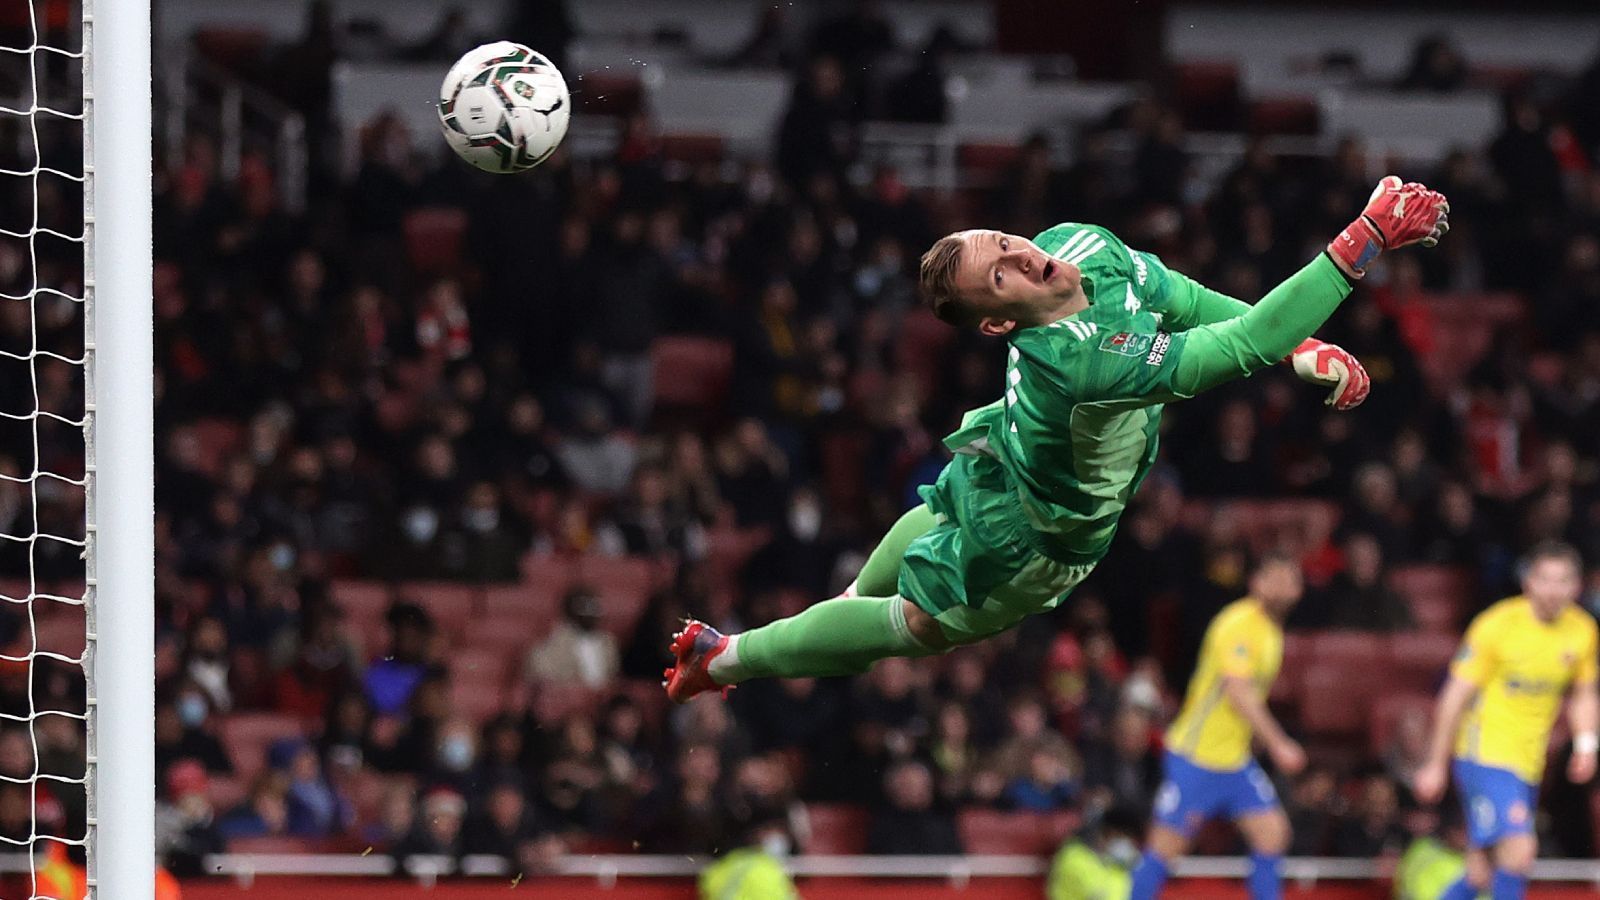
902, 600, 953, 651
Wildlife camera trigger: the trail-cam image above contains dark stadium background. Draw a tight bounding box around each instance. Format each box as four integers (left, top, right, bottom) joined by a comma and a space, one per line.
4, 0, 1600, 895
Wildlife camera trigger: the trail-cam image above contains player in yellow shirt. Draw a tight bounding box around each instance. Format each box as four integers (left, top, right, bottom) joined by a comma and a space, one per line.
1413, 541, 1599, 900
1131, 554, 1307, 900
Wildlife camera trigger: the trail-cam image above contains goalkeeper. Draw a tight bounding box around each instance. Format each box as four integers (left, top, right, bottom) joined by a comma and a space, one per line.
664, 177, 1449, 702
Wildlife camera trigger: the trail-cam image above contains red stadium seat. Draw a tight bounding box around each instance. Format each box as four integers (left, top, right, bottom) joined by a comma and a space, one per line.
651, 335, 734, 413
1307, 631, 1384, 669
1297, 663, 1386, 737
895, 307, 958, 399
1212, 499, 1341, 556
207, 774, 247, 813
227, 836, 319, 854
1271, 634, 1313, 706
1384, 632, 1458, 691
1172, 60, 1242, 131
400, 582, 478, 639
221, 713, 302, 780
957, 810, 1080, 856
803, 804, 869, 854
1248, 97, 1319, 136
447, 677, 507, 724
570, 557, 662, 638
659, 133, 726, 164
573, 73, 642, 116
453, 646, 512, 685
530, 682, 601, 724
704, 527, 772, 592
1389, 565, 1471, 633
1368, 692, 1434, 758
402, 208, 468, 276
331, 580, 393, 623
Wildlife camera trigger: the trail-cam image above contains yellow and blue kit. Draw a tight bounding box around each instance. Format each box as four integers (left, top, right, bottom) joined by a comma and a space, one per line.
1155, 598, 1282, 834
1449, 596, 1597, 847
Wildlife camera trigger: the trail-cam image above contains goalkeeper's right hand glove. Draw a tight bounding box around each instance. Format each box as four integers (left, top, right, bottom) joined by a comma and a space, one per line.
1326, 175, 1450, 278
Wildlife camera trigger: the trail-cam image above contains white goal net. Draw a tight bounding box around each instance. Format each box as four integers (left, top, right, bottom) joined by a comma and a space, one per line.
0, 1, 151, 898
0, 1, 91, 897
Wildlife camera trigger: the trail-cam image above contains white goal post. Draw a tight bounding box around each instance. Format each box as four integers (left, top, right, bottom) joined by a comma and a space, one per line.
83, 0, 153, 896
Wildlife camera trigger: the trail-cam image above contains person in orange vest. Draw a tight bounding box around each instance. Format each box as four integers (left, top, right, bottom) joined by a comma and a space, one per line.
34, 841, 184, 899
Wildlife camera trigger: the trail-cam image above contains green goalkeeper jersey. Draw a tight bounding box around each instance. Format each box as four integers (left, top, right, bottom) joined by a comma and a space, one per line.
940, 222, 1344, 563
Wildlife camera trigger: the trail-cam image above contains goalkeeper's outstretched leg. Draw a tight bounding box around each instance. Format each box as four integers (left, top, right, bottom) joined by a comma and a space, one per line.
663, 505, 951, 703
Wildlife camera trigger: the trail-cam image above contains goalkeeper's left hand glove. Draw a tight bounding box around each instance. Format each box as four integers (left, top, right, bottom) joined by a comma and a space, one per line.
1289, 338, 1370, 410
1326, 176, 1450, 278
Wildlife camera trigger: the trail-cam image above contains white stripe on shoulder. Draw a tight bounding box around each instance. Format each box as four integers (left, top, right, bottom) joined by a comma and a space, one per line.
1065, 236, 1107, 265
1052, 230, 1094, 260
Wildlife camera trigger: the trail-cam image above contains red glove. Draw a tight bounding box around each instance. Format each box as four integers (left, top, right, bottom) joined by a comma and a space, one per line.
1326, 176, 1450, 277
1289, 338, 1370, 410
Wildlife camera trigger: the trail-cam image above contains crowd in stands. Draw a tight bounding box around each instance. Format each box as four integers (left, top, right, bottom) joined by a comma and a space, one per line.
2, 0, 1600, 881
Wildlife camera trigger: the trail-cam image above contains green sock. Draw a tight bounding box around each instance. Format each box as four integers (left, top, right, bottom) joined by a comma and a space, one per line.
723, 596, 931, 681
850, 504, 938, 596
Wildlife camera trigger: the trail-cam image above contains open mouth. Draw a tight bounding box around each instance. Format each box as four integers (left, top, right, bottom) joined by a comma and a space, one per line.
1042, 260, 1056, 282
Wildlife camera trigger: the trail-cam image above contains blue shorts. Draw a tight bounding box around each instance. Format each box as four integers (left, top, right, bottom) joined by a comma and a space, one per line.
1454, 759, 1537, 848
1153, 751, 1279, 836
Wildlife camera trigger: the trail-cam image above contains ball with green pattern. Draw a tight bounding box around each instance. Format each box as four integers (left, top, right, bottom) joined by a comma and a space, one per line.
438, 41, 570, 174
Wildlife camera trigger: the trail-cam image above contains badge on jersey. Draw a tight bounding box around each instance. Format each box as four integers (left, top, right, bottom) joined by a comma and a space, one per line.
1099, 331, 1153, 357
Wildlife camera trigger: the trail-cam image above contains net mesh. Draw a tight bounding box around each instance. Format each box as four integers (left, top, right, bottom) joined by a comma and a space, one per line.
0, 1, 90, 897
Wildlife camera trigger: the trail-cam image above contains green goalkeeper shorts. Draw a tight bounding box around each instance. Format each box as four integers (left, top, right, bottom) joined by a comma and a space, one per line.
899, 453, 1097, 643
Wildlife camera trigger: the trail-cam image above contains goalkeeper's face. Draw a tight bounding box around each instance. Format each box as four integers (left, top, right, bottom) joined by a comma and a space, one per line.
949, 230, 1082, 334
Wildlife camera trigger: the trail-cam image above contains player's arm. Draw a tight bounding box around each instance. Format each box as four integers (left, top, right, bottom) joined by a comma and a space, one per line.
1069, 178, 1446, 408
1567, 629, 1599, 784
1221, 675, 1305, 774
1141, 253, 1371, 410
1568, 681, 1598, 784
1165, 177, 1445, 397
1415, 613, 1497, 803
1414, 675, 1478, 804
1212, 617, 1305, 774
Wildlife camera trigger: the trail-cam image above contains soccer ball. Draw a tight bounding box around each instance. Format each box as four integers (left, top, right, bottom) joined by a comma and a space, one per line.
438, 41, 570, 174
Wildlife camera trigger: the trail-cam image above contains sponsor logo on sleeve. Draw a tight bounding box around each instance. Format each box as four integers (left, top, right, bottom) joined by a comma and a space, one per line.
1099, 331, 1153, 357
1144, 331, 1172, 366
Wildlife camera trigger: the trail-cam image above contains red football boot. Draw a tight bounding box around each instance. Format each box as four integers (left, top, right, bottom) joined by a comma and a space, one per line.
663, 619, 732, 704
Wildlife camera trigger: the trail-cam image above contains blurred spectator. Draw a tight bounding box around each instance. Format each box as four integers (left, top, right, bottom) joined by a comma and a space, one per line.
365, 784, 417, 851
866, 760, 963, 855
993, 693, 1076, 784
155, 760, 225, 876
217, 773, 291, 841
362, 603, 438, 716
273, 738, 353, 837
182, 616, 233, 713
723, 5, 796, 69
525, 587, 620, 688
1286, 766, 1341, 856
776, 56, 857, 189
155, 692, 234, 786
1383, 705, 1432, 794
1084, 706, 1161, 814
462, 782, 540, 860
1303, 532, 1413, 631
1332, 774, 1409, 858
645, 743, 726, 854
554, 398, 637, 496
1396, 35, 1468, 92
1003, 743, 1081, 812
396, 787, 467, 859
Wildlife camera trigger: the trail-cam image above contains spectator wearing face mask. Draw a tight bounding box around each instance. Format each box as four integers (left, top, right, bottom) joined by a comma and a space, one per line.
155, 689, 234, 789
525, 587, 620, 689
1048, 806, 1145, 900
